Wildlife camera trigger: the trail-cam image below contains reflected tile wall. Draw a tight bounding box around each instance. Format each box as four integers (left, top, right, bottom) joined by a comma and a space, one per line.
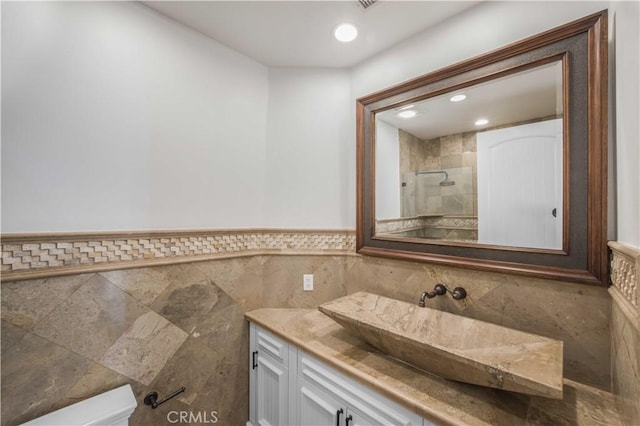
399, 129, 478, 217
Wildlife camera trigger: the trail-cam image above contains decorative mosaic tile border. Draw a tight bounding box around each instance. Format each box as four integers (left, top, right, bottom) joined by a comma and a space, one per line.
1, 229, 356, 282
422, 216, 478, 228
375, 217, 424, 233
376, 216, 478, 234
609, 241, 639, 329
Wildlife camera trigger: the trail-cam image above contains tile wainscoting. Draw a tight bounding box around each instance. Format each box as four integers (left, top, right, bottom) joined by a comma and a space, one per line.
343, 255, 611, 391
1, 259, 260, 426
0, 229, 631, 425
608, 242, 640, 426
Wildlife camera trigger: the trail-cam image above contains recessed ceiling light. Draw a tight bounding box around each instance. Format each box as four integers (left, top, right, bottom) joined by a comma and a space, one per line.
334, 23, 358, 43
397, 110, 417, 119
450, 94, 466, 102
398, 104, 415, 111
475, 118, 489, 126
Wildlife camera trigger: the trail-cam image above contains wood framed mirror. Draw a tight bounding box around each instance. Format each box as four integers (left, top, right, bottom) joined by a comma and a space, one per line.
356, 10, 608, 285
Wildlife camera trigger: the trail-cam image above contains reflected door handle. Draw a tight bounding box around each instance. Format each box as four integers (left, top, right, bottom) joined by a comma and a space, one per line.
552, 208, 557, 217
346, 414, 353, 426
336, 408, 343, 426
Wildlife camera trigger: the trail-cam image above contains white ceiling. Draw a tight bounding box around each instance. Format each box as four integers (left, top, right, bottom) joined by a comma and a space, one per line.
143, 1, 480, 68
377, 61, 563, 140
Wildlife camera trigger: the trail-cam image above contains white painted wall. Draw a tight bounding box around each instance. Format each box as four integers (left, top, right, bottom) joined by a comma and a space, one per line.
610, 1, 640, 248
263, 68, 351, 228
374, 120, 400, 219
2, 1, 637, 241
1, 1, 268, 232
351, 1, 609, 98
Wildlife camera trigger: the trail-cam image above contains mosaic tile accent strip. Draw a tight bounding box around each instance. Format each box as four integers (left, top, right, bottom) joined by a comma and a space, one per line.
423, 216, 478, 229
609, 242, 638, 310
1, 230, 356, 281
376, 216, 478, 234
375, 217, 425, 233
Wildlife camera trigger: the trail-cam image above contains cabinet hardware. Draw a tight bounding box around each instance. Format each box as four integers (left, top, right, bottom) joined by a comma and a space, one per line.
252, 351, 258, 369
346, 414, 353, 425
336, 408, 343, 426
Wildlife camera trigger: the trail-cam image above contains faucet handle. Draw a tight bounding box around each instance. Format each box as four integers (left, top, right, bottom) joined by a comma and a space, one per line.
452, 287, 467, 300
434, 284, 447, 296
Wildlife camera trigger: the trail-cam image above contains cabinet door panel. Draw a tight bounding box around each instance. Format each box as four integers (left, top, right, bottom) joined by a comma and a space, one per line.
346, 406, 401, 426
296, 378, 343, 426
256, 355, 288, 426
257, 327, 289, 364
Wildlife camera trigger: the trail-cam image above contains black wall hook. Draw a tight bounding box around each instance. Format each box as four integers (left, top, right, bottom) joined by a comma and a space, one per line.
144, 387, 186, 409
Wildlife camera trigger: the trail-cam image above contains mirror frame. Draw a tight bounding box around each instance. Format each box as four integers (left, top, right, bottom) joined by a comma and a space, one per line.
356, 11, 608, 285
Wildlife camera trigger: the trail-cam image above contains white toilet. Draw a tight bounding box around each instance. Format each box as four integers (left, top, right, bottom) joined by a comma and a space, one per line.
20, 384, 137, 426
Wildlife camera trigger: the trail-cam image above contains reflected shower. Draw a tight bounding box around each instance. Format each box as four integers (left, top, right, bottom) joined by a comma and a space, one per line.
415, 170, 456, 186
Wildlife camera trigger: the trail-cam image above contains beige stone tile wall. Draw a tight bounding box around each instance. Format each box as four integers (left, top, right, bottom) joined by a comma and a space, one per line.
1, 259, 259, 426
609, 242, 640, 426
0, 238, 621, 425
343, 255, 612, 391
262, 255, 347, 309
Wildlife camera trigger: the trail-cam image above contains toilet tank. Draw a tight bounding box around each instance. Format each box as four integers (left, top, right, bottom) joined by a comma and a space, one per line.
20, 384, 137, 426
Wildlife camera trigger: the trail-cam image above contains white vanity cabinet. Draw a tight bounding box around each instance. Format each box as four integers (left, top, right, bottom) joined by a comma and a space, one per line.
249, 323, 426, 426
249, 324, 294, 426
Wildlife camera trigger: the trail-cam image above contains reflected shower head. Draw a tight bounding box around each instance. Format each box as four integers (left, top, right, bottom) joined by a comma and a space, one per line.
415, 170, 456, 186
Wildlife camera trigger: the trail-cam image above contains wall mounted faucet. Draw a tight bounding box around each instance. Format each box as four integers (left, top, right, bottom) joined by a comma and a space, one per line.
418, 283, 467, 306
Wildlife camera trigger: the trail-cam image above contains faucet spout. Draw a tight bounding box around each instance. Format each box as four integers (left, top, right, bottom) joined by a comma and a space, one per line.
418, 291, 429, 307
418, 285, 445, 306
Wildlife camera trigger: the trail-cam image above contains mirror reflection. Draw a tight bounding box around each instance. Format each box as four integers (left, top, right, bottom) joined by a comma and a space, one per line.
375, 60, 564, 250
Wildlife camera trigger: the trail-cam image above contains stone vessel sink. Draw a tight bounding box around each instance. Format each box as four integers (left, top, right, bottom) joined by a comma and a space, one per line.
318, 292, 563, 399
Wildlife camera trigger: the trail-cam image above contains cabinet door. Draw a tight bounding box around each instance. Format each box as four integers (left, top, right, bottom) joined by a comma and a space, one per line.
296, 377, 343, 426
345, 406, 401, 426
249, 324, 257, 425
256, 354, 288, 426
298, 352, 422, 426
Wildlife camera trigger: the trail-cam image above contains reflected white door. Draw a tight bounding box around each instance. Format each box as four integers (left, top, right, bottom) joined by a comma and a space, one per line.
476, 119, 562, 249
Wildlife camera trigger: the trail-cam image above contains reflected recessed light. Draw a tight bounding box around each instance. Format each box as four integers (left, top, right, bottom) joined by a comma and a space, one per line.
475, 118, 489, 126
334, 23, 358, 42
450, 94, 466, 102
398, 104, 415, 111
397, 110, 417, 119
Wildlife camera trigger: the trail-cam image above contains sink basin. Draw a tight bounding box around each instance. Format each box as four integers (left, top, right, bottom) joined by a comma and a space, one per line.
318, 292, 563, 399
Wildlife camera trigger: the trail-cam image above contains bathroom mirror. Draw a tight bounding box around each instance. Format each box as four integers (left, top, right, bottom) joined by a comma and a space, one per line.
356, 11, 608, 285
375, 60, 564, 250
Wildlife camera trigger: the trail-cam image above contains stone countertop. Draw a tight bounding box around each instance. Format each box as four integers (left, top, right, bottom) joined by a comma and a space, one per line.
246, 308, 621, 426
